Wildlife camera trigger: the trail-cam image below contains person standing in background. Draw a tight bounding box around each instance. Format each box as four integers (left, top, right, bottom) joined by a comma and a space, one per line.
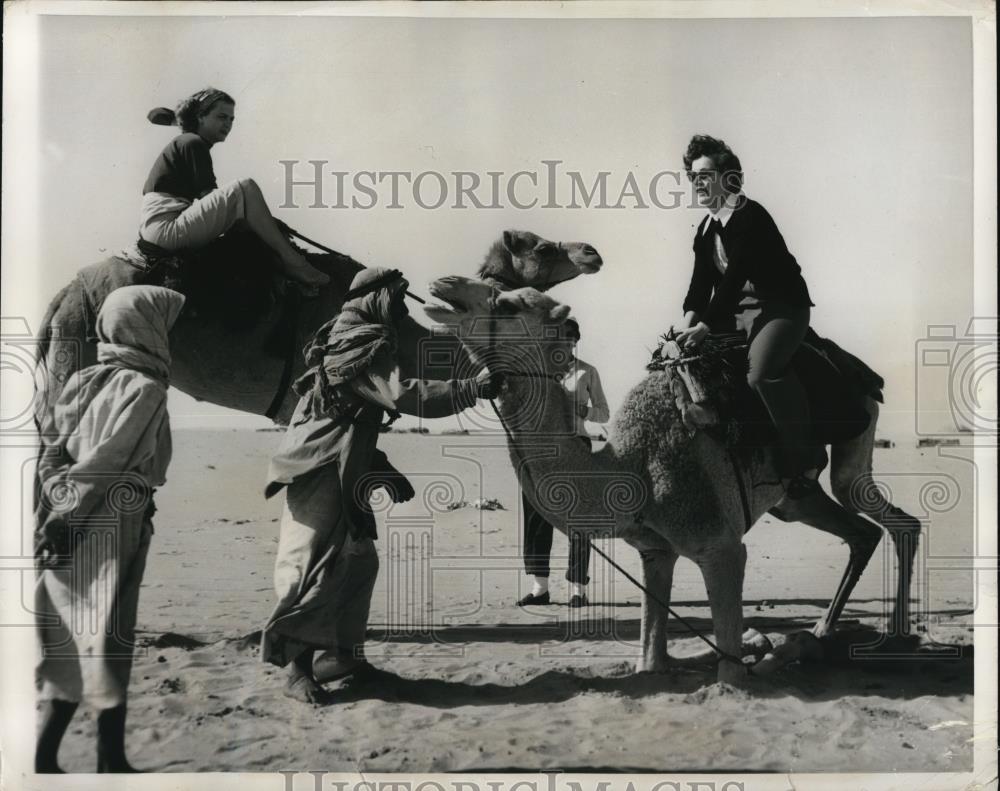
517, 318, 610, 609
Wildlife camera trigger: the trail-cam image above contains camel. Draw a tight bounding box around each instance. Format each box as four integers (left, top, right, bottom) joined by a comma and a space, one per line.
33, 230, 602, 436
422, 276, 921, 685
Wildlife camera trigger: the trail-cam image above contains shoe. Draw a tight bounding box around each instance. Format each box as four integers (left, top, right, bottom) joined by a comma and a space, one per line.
568, 594, 588, 608
516, 591, 551, 606
785, 476, 820, 500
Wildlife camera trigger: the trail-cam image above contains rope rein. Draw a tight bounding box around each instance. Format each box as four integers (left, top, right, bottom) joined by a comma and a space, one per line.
484, 308, 747, 668
279, 233, 753, 669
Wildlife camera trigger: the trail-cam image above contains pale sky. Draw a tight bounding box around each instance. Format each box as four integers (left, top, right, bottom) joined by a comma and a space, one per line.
6, 10, 980, 437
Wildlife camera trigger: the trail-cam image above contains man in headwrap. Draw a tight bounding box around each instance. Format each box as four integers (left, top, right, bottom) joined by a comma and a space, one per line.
34, 285, 185, 773
261, 267, 500, 702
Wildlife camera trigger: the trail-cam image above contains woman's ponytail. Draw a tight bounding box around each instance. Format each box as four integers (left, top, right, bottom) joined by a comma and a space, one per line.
147, 107, 177, 126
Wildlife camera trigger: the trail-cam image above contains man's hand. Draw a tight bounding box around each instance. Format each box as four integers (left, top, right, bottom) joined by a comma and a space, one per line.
367, 451, 416, 503
676, 321, 710, 351
474, 368, 504, 399
575, 401, 589, 420
34, 517, 70, 566
382, 471, 415, 503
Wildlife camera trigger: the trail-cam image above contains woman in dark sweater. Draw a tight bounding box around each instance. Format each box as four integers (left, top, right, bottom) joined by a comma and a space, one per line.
140, 87, 328, 288
675, 135, 818, 497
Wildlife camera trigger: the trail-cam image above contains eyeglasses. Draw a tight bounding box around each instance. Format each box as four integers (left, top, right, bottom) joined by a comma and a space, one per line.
686, 169, 718, 184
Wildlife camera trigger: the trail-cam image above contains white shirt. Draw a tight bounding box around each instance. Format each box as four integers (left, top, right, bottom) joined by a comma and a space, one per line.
699, 191, 746, 274
699, 191, 760, 299
699, 190, 745, 237
560, 356, 610, 438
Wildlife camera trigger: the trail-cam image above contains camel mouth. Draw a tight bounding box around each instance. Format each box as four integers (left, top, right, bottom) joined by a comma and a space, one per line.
570, 245, 603, 274
424, 284, 468, 318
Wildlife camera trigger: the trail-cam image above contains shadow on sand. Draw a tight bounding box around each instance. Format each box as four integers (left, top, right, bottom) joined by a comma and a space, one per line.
323, 627, 972, 709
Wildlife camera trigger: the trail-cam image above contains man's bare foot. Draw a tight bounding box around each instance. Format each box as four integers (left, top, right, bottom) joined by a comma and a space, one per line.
284, 663, 329, 704
312, 651, 369, 684
280, 254, 330, 287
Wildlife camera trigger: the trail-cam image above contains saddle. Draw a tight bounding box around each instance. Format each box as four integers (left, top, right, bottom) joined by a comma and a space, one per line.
132, 227, 283, 328
78, 227, 300, 355
649, 329, 882, 453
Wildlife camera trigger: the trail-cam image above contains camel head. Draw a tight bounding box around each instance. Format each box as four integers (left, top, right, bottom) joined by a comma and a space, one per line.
477, 230, 602, 291
424, 275, 573, 372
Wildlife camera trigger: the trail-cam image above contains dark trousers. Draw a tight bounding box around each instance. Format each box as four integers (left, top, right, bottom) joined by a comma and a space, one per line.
521, 436, 592, 585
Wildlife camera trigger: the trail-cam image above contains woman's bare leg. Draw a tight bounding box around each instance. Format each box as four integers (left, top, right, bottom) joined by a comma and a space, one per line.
747, 307, 813, 479
241, 179, 329, 287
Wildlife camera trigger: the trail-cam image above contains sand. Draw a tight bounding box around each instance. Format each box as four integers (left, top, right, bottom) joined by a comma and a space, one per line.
46, 430, 976, 774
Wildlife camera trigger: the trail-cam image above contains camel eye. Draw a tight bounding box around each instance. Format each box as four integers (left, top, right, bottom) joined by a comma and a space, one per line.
534, 242, 556, 257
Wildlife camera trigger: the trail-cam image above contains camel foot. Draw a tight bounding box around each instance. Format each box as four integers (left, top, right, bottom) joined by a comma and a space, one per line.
283, 665, 330, 704
716, 659, 750, 686
663, 629, 774, 668
752, 631, 826, 676
636, 655, 671, 674
742, 628, 774, 660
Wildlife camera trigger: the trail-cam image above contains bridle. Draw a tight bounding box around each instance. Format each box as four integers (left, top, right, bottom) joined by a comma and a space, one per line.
485, 243, 585, 294
478, 289, 749, 672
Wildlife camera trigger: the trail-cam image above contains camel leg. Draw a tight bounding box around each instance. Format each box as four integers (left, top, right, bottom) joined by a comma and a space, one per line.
636, 548, 678, 672
830, 398, 922, 636
772, 486, 883, 638
696, 540, 748, 685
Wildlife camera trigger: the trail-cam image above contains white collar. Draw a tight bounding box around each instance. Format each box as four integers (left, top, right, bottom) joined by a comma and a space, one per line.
700, 192, 744, 235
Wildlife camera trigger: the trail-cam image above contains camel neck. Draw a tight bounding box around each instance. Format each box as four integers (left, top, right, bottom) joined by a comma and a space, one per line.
494, 374, 612, 475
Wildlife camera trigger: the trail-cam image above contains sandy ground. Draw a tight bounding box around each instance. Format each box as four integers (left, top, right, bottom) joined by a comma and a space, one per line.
47, 430, 976, 774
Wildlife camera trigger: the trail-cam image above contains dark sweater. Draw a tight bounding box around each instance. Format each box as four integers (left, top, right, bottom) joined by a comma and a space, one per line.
143, 133, 217, 201
682, 197, 813, 330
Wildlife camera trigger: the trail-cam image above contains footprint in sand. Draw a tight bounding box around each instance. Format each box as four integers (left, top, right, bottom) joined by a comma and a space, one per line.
155, 677, 185, 694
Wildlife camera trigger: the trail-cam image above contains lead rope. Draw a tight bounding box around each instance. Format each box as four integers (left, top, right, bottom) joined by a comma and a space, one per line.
484, 309, 747, 669
486, 396, 746, 669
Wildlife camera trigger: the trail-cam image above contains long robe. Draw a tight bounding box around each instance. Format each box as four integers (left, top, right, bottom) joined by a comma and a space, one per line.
261, 268, 480, 666
261, 355, 478, 666
35, 285, 183, 707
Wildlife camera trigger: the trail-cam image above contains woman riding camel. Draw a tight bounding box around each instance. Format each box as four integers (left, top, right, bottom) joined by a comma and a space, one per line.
675, 134, 818, 498
141, 87, 328, 289
261, 267, 501, 703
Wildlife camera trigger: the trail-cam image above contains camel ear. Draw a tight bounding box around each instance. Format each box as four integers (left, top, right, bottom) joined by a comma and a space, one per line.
502, 230, 532, 255
493, 291, 523, 314
549, 304, 571, 322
